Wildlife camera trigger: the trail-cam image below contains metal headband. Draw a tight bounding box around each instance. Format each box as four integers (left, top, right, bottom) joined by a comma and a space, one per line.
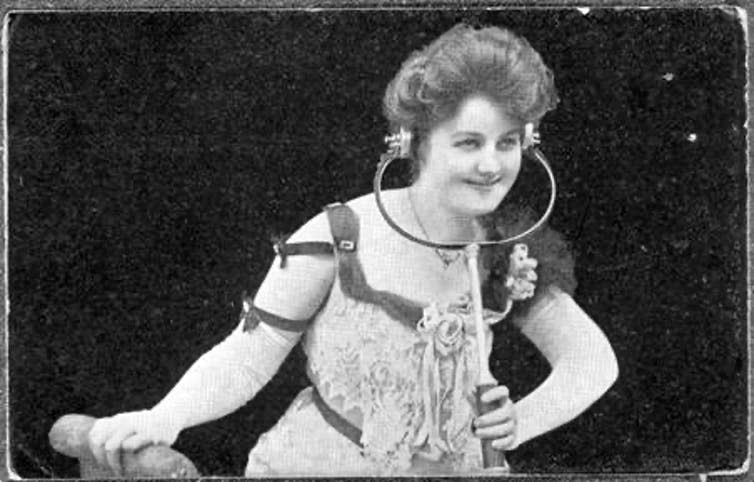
373, 123, 556, 249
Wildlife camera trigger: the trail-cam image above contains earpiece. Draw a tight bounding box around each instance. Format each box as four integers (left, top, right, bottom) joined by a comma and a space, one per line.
384, 127, 413, 159
385, 123, 539, 159
522, 123, 541, 150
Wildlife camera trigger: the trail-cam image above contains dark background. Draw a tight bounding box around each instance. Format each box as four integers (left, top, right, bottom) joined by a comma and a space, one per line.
7, 8, 747, 477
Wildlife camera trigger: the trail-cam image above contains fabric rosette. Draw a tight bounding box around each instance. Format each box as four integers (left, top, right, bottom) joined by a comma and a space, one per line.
499, 243, 538, 316
416, 302, 467, 358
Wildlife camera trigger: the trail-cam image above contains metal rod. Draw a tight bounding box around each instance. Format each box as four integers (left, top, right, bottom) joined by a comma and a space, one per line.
465, 244, 496, 386
373, 145, 557, 250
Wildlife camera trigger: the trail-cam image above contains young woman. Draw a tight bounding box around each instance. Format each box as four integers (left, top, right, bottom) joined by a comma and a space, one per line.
87, 23, 618, 476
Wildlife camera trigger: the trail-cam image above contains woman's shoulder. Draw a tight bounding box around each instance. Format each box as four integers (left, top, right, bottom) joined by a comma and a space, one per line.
342, 189, 407, 234
286, 189, 403, 243
284, 209, 334, 244
343, 189, 404, 216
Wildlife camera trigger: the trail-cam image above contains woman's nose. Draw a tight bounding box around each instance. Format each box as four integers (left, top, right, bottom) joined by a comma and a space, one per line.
475, 148, 500, 175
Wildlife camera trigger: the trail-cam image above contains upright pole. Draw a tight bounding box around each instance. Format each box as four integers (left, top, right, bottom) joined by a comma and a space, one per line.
465, 244, 508, 470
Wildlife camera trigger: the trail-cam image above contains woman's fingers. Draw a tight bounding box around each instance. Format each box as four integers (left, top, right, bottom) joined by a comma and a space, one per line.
475, 385, 516, 441
88, 417, 113, 469
482, 385, 510, 403
88, 412, 158, 476
491, 433, 517, 450
475, 402, 514, 427
479, 385, 509, 404
87, 410, 176, 471
474, 418, 516, 440
104, 445, 122, 476
103, 425, 135, 476
121, 433, 154, 452
473, 383, 518, 450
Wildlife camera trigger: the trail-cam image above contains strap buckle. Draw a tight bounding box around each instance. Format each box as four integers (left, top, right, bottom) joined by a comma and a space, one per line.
338, 240, 355, 252
273, 240, 289, 268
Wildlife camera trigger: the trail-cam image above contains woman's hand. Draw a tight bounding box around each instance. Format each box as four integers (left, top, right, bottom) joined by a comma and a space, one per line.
473, 385, 518, 451
87, 409, 182, 476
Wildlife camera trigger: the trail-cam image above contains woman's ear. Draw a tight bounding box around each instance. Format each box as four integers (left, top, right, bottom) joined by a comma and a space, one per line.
409, 129, 426, 182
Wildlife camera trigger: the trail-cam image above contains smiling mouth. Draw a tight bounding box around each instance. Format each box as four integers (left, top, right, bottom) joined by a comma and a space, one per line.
465, 177, 502, 187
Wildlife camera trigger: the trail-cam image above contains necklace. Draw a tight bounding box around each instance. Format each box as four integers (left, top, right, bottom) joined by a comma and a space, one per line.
407, 189, 463, 269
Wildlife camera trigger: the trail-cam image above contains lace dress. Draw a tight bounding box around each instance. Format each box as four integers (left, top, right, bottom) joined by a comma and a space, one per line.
243, 199, 575, 477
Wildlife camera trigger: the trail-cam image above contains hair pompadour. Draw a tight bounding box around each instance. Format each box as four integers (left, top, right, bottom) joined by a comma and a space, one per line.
383, 23, 558, 142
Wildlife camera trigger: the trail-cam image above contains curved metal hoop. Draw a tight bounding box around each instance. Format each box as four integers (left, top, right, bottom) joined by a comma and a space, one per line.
373, 146, 557, 250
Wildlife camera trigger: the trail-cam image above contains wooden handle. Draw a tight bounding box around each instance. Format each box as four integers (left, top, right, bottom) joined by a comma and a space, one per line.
49, 414, 200, 478
475, 384, 510, 470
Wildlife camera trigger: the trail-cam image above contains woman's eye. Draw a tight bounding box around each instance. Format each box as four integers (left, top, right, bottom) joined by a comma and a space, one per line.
498, 137, 520, 150
454, 139, 481, 149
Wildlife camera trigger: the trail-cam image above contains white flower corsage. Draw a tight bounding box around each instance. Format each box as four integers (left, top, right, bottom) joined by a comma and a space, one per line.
500, 243, 538, 316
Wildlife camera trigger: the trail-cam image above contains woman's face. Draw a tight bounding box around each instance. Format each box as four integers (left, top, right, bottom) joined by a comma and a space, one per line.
416, 95, 523, 218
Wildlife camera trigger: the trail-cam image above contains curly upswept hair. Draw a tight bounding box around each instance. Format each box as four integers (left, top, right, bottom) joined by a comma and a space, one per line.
383, 23, 558, 157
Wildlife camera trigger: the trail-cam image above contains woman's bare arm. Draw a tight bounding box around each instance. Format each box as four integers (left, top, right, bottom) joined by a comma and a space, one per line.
149, 210, 337, 428
89, 211, 336, 473
510, 286, 619, 448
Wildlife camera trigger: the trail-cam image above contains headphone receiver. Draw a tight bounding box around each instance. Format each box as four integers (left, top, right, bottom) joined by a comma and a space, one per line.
383, 127, 413, 160
384, 123, 540, 160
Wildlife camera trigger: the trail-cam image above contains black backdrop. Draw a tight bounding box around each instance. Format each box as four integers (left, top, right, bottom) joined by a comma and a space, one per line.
8, 8, 748, 477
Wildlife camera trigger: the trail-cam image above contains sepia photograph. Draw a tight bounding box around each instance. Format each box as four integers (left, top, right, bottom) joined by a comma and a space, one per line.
4, 4, 749, 478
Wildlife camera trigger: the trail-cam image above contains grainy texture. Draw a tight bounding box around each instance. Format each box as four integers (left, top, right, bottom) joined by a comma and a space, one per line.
7, 9, 747, 477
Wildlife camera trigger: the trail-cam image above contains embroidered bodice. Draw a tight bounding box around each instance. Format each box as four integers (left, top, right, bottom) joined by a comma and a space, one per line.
252, 190, 576, 474
305, 276, 507, 471
298, 194, 523, 472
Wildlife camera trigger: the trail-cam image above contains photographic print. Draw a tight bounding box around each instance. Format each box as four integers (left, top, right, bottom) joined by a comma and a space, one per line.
4, 4, 749, 479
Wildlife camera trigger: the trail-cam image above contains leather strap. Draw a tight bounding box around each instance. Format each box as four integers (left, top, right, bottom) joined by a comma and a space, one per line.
271, 202, 358, 268
268, 202, 422, 329
324, 203, 359, 253
312, 387, 363, 448
274, 240, 334, 268
241, 304, 310, 333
